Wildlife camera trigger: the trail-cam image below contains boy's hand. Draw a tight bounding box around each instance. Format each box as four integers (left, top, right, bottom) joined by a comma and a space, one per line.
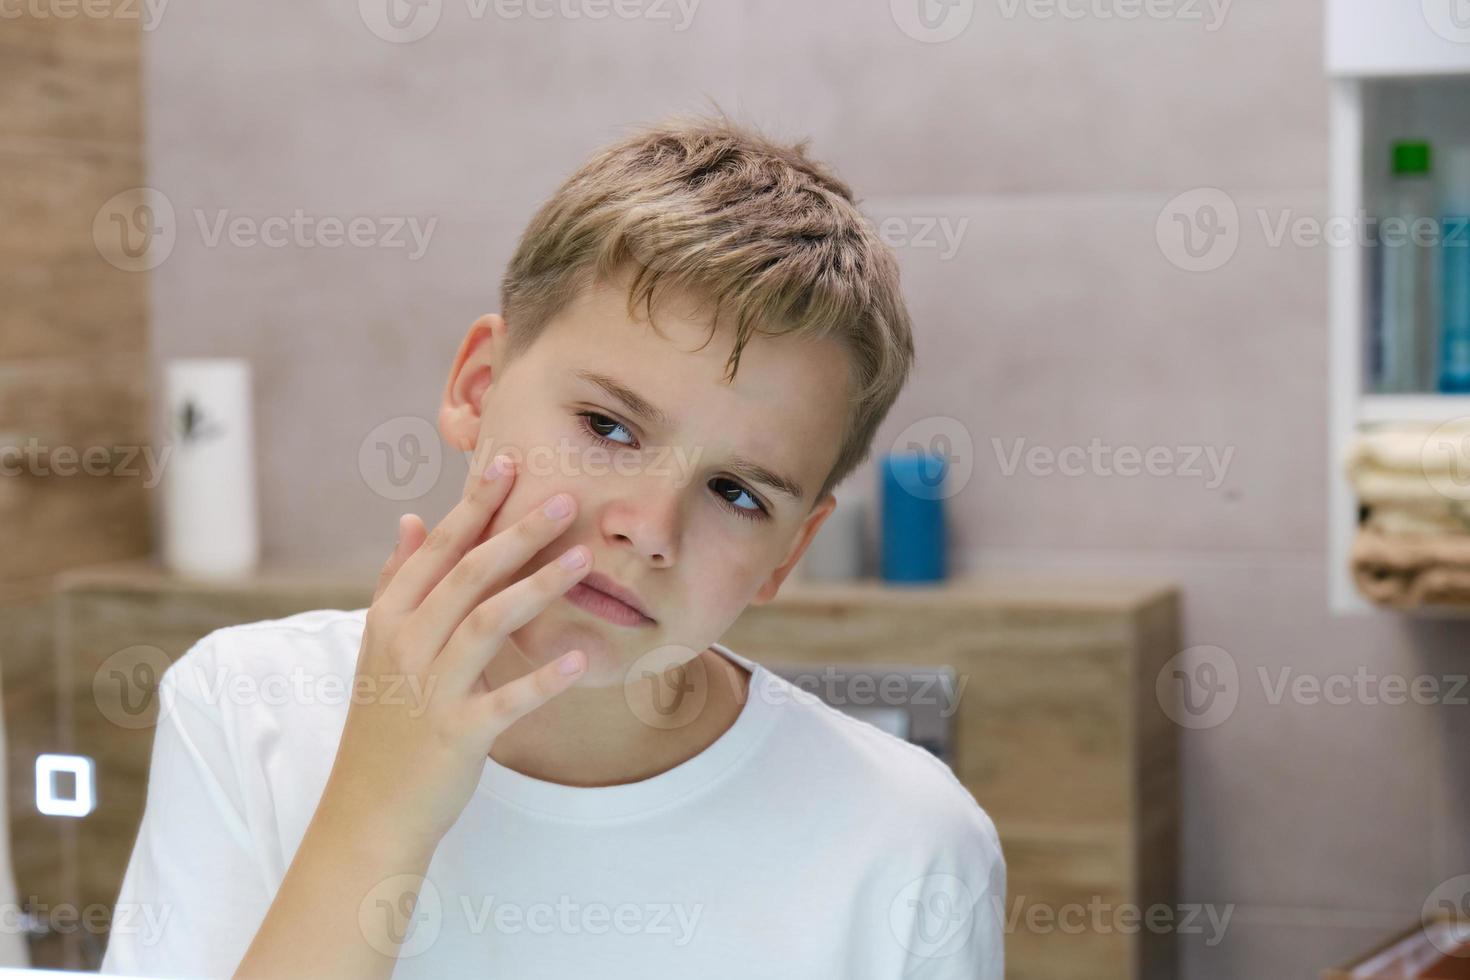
327, 452, 592, 851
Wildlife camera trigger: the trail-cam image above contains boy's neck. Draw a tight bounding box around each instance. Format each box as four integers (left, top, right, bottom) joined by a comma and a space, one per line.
485, 647, 752, 789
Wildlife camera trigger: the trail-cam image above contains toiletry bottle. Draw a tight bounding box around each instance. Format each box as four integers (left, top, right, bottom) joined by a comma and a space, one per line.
1379, 140, 1436, 392
1440, 145, 1470, 392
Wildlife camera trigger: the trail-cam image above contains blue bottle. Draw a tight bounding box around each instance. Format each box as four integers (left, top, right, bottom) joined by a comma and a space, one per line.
880, 452, 947, 583
1440, 146, 1470, 392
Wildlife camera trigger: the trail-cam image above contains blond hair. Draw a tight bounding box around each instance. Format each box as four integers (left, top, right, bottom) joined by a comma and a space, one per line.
499, 109, 915, 506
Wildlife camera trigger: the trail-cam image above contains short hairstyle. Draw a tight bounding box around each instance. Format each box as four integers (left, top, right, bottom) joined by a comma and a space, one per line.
499, 109, 916, 506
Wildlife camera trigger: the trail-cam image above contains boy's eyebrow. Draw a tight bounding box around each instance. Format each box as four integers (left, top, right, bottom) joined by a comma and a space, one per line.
574, 369, 807, 502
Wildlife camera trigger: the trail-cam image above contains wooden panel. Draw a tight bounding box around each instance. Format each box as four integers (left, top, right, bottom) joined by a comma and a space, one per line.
52, 564, 1180, 980
0, 582, 69, 968
0, 6, 143, 146
0, 144, 148, 361
0, 355, 154, 583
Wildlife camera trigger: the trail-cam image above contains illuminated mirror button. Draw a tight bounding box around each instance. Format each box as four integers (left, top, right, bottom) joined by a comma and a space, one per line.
35, 754, 96, 818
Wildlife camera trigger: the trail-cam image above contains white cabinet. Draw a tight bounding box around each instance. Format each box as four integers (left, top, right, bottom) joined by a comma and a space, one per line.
1327, 0, 1470, 77
1326, 3, 1470, 613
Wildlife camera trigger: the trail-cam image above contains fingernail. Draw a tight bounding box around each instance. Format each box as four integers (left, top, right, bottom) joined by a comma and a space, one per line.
543, 494, 571, 519
557, 651, 585, 676
559, 546, 586, 569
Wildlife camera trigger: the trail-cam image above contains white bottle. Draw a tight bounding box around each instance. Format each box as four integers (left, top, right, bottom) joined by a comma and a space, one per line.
160, 358, 261, 577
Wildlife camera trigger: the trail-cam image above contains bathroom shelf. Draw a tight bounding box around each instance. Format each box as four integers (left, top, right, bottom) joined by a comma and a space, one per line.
1326, 0, 1470, 614
1358, 394, 1470, 425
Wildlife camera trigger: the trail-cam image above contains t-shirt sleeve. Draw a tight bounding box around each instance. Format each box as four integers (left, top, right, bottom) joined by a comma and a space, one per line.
896, 795, 1007, 980
100, 645, 273, 979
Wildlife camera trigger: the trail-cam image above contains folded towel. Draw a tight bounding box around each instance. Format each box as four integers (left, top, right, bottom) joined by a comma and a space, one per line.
1348, 420, 1470, 473
1365, 502, 1470, 536
1346, 422, 1470, 505
1351, 526, 1470, 607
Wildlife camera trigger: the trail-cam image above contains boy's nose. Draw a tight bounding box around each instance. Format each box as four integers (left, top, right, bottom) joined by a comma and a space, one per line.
601, 486, 681, 567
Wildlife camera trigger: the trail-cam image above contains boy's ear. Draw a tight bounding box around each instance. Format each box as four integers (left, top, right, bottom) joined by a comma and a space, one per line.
439, 313, 509, 452
751, 491, 838, 605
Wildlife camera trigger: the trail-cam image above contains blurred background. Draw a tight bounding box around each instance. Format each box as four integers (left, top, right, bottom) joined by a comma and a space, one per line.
4, 0, 1470, 977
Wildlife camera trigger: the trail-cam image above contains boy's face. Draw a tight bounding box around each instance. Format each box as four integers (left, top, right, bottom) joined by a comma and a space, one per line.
438, 269, 847, 685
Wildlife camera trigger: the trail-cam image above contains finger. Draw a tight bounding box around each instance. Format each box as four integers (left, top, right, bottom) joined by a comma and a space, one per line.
372, 514, 427, 605
470, 648, 587, 750
377, 453, 516, 615
433, 541, 592, 696
407, 490, 580, 657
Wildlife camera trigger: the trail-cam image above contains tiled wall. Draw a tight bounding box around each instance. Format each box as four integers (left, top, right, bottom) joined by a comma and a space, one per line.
137, 1, 1469, 976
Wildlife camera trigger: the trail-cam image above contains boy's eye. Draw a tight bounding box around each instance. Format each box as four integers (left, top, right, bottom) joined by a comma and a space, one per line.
578, 411, 636, 446
574, 410, 771, 522
710, 478, 768, 521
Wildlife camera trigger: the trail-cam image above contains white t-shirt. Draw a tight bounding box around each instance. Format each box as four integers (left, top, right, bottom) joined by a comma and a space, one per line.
101, 608, 1005, 979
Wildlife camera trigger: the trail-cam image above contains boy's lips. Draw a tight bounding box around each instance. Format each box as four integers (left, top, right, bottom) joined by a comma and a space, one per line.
565, 571, 655, 627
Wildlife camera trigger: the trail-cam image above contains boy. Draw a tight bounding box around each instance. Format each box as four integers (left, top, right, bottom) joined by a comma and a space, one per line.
101, 113, 1004, 979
